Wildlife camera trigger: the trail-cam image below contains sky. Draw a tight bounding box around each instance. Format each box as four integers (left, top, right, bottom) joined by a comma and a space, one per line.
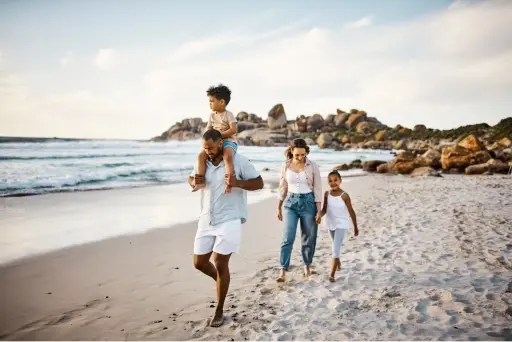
0, 0, 511, 140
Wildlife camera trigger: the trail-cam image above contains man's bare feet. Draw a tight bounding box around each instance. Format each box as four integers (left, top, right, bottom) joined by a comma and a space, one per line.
277, 269, 286, 282
304, 265, 311, 278
209, 310, 224, 327
329, 273, 336, 282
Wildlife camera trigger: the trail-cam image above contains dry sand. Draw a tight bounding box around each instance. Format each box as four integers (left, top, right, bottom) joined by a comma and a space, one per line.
1, 174, 511, 341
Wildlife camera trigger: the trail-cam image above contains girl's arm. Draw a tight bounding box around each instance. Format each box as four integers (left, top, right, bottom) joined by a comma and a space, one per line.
342, 192, 359, 235
320, 191, 328, 217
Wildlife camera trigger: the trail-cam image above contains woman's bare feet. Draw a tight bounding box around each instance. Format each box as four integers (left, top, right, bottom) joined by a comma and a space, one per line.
209, 309, 224, 327
277, 269, 286, 282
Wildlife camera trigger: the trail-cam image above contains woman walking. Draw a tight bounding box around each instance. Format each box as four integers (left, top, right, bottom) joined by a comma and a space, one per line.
277, 138, 322, 282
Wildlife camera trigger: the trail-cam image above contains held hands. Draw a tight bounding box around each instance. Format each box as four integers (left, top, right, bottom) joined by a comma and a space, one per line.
315, 212, 322, 224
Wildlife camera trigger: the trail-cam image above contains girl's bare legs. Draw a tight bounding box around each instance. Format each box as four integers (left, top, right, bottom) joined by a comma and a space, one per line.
329, 258, 341, 282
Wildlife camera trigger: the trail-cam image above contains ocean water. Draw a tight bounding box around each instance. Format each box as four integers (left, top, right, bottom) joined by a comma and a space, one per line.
0, 139, 395, 197
0, 139, 396, 264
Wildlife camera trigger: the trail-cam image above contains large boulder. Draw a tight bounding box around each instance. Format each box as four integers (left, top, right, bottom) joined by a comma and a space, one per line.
293, 115, 308, 133
325, 114, 336, 124
307, 114, 325, 132
356, 121, 372, 134
305, 138, 316, 146
376, 163, 389, 173
345, 112, 366, 130
375, 130, 387, 142
237, 111, 249, 121
465, 163, 489, 175
498, 137, 512, 148
244, 129, 288, 146
441, 143, 491, 171
458, 134, 486, 152
350, 159, 363, 169
362, 160, 387, 172
247, 113, 262, 123
267, 104, 287, 129
334, 164, 349, 171
317, 133, 333, 149
237, 121, 259, 133
334, 113, 350, 128
398, 127, 412, 137
394, 139, 408, 150
415, 149, 442, 169
487, 159, 510, 174
413, 124, 427, 133
388, 151, 417, 174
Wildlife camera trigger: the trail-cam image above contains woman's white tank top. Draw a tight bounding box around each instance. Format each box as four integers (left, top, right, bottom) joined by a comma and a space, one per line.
285, 169, 311, 194
326, 192, 350, 230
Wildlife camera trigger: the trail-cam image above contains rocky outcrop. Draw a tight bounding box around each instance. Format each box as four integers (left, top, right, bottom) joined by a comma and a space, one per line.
151, 105, 512, 170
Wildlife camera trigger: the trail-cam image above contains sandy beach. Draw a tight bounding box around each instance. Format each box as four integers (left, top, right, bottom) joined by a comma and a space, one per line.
1, 174, 511, 341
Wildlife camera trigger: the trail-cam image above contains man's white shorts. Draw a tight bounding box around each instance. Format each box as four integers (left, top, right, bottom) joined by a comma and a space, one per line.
194, 218, 242, 255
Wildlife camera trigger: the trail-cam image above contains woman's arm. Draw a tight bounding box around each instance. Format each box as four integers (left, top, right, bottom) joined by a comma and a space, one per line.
278, 162, 288, 211
312, 161, 323, 211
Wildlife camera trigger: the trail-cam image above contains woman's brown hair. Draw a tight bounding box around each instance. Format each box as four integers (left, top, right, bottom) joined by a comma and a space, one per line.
284, 138, 310, 160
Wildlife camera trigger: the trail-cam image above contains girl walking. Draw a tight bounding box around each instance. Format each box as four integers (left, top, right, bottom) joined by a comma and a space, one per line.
320, 170, 359, 282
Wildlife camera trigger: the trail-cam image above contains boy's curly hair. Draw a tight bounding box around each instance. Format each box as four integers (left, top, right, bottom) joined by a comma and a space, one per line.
206, 84, 231, 105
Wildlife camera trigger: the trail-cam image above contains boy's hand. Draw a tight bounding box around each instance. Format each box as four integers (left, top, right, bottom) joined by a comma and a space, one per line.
354, 227, 359, 237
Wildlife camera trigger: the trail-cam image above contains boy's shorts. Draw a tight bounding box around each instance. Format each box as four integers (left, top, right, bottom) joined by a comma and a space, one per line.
222, 140, 238, 153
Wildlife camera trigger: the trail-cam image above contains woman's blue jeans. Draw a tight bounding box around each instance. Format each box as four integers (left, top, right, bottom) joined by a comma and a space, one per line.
280, 192, 318, 270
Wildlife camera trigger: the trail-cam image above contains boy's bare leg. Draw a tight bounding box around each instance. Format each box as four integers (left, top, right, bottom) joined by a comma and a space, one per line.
192, 150, 208, 192
223, 148, 235, 194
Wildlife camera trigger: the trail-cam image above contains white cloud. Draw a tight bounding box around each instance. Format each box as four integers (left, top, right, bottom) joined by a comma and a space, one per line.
60, 50, 74, 66
93, 48, 117, 71
1, 0, 511, 139
346, 16, 373, 28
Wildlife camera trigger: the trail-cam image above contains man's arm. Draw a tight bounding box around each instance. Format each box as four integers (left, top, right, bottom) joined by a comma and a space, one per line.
234, 176, 264, 191
221, 123, 237, 139
230, 155, 264, 191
